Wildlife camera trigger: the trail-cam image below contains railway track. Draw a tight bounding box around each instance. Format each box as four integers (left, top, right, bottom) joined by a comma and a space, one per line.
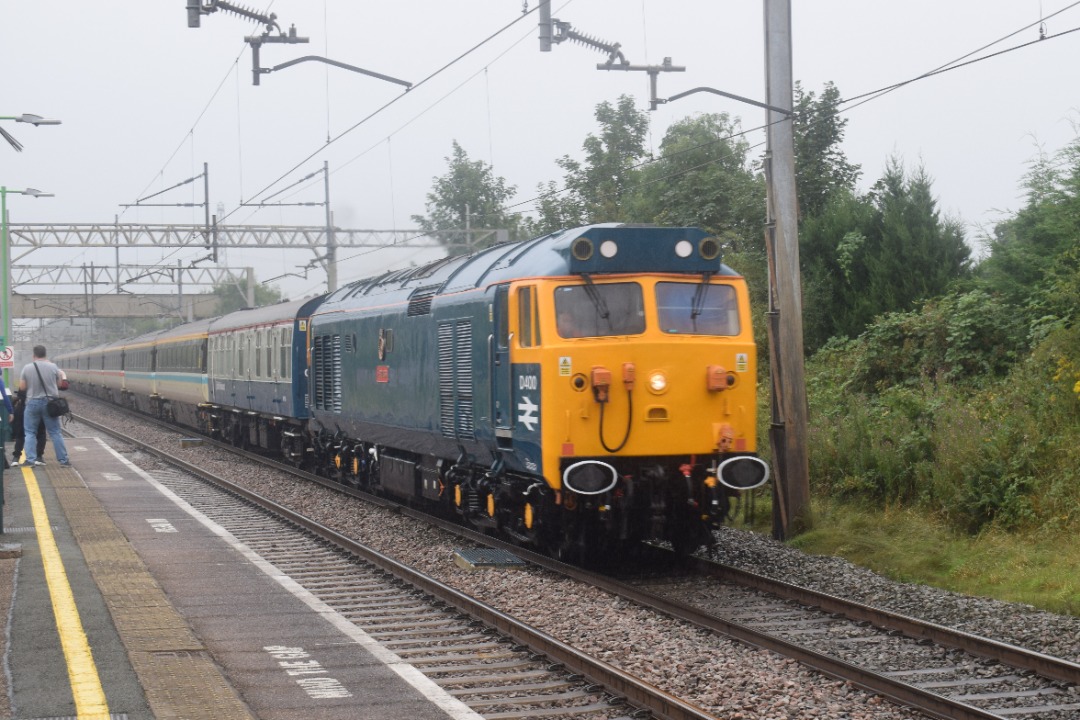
71, 404, 1080, 719
619, 553, 1080, 720
73, 411, 714, 720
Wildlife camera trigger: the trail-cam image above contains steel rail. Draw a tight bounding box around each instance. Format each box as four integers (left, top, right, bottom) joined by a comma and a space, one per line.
72, 411, 716, 720
682, 554, 1080, 686
71, 404, 1070, 720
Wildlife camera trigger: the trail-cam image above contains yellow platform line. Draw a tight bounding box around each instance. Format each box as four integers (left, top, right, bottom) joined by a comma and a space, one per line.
23, 467, 111, 719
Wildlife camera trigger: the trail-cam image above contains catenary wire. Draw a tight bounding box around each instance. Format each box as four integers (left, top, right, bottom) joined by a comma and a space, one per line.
840, 1, 1080, 110
96, 2, 1080, 299
235, 0, 566, 224
93, 2, 547, 298
235, 3, 544, 215
224, 0, 559, 233
475, 15, 1080, 225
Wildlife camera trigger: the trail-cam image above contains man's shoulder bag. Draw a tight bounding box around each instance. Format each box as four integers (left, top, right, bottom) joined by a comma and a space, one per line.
33, 362, 71, 419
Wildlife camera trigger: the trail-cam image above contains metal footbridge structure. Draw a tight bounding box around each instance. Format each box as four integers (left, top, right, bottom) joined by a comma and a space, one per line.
6, 223, 506, 321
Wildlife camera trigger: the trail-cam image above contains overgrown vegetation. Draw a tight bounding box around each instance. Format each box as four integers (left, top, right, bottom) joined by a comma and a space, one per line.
793, 132, 1080, 612
805, 135, 1080, 539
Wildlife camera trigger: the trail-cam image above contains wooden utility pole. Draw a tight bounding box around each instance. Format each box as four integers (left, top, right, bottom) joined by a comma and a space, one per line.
763, 0, 810, 539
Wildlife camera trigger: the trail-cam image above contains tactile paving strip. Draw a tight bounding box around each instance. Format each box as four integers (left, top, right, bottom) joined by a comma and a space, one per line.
47, 469, 256, 720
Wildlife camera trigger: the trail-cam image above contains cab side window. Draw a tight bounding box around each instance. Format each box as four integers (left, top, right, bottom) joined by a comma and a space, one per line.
516, 285, 540, 348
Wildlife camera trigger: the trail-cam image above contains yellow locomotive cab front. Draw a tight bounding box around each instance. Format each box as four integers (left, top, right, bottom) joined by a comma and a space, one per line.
500, 268, 768, 557
510, 274, 764, 488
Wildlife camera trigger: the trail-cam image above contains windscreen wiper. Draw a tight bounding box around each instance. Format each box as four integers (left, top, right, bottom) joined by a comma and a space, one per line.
691, 271, 713, 325
581, 273, 611, 325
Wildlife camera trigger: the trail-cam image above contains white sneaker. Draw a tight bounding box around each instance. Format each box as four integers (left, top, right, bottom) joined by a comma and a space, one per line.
33, 460, 46, 467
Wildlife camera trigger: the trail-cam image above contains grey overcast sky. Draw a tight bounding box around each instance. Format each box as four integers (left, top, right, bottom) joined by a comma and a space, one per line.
3, 1, 1079, 301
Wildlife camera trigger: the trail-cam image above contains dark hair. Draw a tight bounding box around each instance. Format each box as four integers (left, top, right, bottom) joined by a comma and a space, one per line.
33, 345, 46, 358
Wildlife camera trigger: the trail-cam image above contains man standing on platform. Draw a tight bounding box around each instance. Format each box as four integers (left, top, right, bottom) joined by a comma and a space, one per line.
18, 345, 69, 467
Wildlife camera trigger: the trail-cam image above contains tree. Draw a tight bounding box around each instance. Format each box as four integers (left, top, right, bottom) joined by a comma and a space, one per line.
977, 136, 1080, 317
799, 159, 971, 350
865, 160, 971, 314
799, 189, 877, 348
205, 279, 285, 315
530, 95, 649, 235
630, 112, 765, 252
91, 316, 177, 342
412, 141, 521, 255
793, 82, 861, 219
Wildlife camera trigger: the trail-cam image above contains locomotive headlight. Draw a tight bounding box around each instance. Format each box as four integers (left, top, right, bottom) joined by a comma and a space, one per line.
647, 370, 668, 394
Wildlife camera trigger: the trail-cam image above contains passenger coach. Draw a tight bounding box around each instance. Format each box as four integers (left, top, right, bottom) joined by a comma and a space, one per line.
203, 296, 326, 461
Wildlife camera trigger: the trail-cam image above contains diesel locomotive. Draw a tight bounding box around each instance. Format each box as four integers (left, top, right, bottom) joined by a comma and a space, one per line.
59, 224, 769, 561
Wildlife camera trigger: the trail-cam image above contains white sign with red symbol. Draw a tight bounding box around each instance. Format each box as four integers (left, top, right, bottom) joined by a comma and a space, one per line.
0, 347, 13, 369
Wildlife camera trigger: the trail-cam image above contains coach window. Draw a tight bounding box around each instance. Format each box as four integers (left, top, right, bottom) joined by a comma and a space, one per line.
281, 329, 291, 378
517, 285, 540, 347
266, 330, 274, 378
256, 331, 264, 377
266, 331, 272, 378
238, 334, 245, 377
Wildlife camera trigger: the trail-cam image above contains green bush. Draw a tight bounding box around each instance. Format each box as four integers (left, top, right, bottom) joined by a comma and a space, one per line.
849, 290, 1026, 392
806, 315, 1080, 536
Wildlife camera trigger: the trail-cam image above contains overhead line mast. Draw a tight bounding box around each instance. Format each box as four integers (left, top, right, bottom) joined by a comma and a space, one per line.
763, 0, 810, 538
185, 0, 411, 88
535, 1, 685, 108
533, 0, 810, 538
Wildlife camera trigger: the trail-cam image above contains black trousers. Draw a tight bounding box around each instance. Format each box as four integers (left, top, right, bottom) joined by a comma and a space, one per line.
11, 406, 46, 461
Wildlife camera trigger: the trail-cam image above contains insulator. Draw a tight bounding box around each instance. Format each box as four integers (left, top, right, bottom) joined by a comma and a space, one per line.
216, 0, 276, 29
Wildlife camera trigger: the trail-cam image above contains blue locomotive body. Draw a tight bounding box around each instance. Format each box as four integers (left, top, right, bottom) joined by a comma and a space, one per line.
58, 225, 769, 560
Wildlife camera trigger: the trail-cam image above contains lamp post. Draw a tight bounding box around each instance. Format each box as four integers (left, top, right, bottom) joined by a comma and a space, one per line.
1, 188, 52, 535
0, 110, 61, 378
0, 114, 62, 152
1, 188, 54, 386
0, 115, 59, 537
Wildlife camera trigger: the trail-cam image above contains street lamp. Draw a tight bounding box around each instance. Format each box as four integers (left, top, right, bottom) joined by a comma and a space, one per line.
0, 114, 62, 152
0, 186, 52, 536
2, 187, 55, 386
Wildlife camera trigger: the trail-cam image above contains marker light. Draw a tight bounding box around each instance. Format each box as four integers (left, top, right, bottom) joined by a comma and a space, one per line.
648, 371, 668, 394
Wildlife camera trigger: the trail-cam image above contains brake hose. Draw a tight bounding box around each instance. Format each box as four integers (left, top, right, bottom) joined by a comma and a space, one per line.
598, 385, 633, 453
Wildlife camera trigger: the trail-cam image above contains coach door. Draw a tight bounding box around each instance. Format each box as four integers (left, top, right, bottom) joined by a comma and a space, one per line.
492, 285, 512, 446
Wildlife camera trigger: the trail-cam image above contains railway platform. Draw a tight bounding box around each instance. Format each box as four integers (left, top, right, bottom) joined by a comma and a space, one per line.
0, 433, 482, 719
